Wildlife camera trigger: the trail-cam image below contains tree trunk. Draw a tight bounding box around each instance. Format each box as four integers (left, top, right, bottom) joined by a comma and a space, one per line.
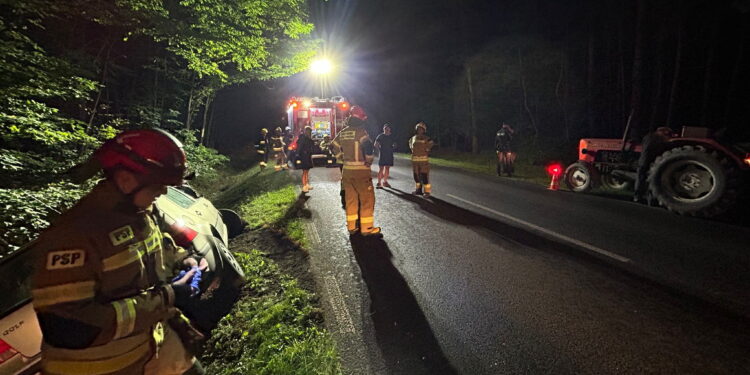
700, 11, 719, 126
723, 22, 745, 126
185, 87, 194, 130
666, 20, 684, 129
200, 94, 213, 144
587, 31, 596, 135
628, 0, 646, 139
87, 43, 112, 133
556, 42, 570, 140
518, 48, 538, 141
466, 65, 479, 154
648, 30, 666, 129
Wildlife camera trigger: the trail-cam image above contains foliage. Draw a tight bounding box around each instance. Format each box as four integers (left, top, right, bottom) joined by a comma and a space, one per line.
0, 181, 93, 257
176, 129, 228, 181
202, 250, 341, 375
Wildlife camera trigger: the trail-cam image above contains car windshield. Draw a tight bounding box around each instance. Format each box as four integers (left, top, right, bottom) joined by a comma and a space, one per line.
165, 187, 196, 209
0, 249, 34, 316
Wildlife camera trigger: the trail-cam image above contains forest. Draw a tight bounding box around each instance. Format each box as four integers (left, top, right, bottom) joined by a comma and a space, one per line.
0, 0, 317, 254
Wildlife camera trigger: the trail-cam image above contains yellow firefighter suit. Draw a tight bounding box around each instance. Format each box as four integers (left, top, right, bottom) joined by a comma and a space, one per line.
331, 126, 381, 235
409, 134, 434, 195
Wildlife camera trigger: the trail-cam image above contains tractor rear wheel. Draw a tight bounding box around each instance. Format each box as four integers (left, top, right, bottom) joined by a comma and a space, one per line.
647, 145, 739, 217
601, 173, 632, 191
564, 162, 600, 192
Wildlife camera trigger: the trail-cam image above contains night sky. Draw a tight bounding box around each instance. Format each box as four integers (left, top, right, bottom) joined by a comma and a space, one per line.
211, 0, 750, 155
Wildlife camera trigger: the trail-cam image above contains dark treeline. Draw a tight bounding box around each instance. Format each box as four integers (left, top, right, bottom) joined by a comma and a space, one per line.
333, 0, 750, 157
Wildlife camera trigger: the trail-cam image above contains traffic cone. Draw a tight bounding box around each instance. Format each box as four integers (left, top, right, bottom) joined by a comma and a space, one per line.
548, 174, 560, 191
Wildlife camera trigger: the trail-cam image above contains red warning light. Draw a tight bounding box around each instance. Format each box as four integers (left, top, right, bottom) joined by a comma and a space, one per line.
546, 163, 563, 177
339, 101, 349, 110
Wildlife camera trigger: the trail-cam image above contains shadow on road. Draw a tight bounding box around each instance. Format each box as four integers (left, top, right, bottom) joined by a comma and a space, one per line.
350, 235, 457, 375
382, 187, 750, 325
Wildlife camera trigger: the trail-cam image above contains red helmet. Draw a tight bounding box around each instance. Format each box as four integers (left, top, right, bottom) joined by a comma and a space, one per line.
349, 106, 368, 121
94, 128, 187, 186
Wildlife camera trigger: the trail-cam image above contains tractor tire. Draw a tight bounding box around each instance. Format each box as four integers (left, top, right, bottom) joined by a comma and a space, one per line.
601, 173, 632, 191
647, 145, 739, 217
564, 162, 600, 193
219, 209, 245, 238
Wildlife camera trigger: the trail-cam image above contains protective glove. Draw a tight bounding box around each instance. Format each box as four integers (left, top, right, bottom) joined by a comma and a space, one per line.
168, 314, 206, 356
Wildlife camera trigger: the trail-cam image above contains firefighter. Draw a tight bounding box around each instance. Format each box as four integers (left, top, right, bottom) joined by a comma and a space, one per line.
331, 106, 382, 237
30, 129, 205, 375
255, 128, 269, 170
270, 127, 287, 171
409, 122, 434, 196
634, 126, 673, 204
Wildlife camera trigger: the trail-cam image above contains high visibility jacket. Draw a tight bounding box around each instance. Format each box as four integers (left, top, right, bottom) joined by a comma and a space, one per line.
30, 181, 185, 374
331, 126, 374, 173
255, 134, 269, 155
270, 136, 285, 153
409, 135, 433, 162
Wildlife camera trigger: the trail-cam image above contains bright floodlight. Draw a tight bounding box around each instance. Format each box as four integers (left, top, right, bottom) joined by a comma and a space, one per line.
310, 59, 333, 75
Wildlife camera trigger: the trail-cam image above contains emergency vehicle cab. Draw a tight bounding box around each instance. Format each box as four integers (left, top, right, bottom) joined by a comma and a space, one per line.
286, 96, 351, 166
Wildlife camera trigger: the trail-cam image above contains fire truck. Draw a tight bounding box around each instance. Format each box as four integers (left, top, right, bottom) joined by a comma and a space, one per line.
286, 96, 351, 166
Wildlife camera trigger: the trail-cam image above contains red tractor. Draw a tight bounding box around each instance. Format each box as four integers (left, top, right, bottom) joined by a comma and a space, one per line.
564, 126, 750, 217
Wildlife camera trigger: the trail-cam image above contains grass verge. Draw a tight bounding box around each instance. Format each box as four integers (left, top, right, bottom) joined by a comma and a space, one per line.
199, 164, 341, 374
399, 150, 551, 185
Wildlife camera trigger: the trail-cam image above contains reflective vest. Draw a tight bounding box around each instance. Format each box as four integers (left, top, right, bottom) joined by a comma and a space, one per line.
409, 135, 433, 162
331, 126, 374, 172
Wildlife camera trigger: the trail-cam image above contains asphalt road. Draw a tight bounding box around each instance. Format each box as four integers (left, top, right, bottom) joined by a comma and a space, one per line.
299, 157, 750, 375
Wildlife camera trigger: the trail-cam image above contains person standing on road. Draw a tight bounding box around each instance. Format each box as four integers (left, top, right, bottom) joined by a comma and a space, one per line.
375, 123, 395, 189
255, 128, 269, 170
495, 123, 515, 176
634, 126, 674, 204
409, 122, 434, 197
30, 129, 205, 375
331, 106, 382, 237
270, 127, 287, 171
296, 126, 315, 193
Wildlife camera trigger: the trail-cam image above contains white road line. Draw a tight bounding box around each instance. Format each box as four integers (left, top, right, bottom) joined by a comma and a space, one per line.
446, 194, 632, 263
306, 221, 321, 244
324, 276, 355, 334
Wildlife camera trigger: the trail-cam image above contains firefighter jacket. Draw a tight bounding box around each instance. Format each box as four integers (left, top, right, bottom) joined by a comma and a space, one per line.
30, 181, 186, 374
255, 134, 269, 155
270, 136, 285, 154
409, 135, 433, 162
331, 126, 374, 174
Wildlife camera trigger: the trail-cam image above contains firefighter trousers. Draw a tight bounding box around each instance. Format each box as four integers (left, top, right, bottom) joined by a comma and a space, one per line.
342, 170, 376, 232
412, 161, 431, 193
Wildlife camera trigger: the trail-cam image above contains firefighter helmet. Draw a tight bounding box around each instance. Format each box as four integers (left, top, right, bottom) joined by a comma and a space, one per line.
349, 106, 368, 121
95, 128, 187, 186
261, 128, 268, 134
415, 122, 427, 132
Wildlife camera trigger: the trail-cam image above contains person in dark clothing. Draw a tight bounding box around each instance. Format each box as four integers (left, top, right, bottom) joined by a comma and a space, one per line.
375, 123, 395, 188
255, 128, 269, 170
633, 126, 673, 203
495, 123, 515, 176
296, 126, 315, 192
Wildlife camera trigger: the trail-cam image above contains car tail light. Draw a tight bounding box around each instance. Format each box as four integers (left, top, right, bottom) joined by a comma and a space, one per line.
171, 219, 198, 247
0, 339, 18, 363
744, 153, 750, 167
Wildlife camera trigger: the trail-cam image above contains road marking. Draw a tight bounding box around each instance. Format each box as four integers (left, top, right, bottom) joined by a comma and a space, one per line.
446, 194, 632, 263
324, 276, 355, 334
305, 221, 321, 244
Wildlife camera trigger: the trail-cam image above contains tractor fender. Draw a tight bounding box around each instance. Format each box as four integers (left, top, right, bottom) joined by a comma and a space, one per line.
664, 138, 748, 171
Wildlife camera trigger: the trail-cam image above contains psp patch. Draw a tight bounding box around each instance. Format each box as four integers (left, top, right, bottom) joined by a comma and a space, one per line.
109, 225, 135, 246
47, 249, 86, 270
